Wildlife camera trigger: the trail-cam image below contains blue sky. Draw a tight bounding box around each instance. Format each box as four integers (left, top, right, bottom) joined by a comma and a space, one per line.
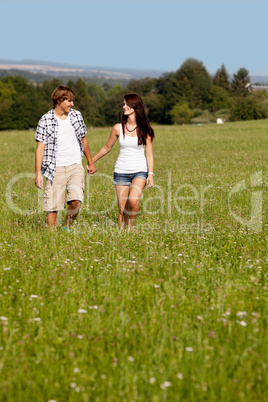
1, 0, 268, 76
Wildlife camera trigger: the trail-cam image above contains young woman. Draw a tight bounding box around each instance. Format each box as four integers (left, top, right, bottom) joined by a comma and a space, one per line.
92, 93, 155, 229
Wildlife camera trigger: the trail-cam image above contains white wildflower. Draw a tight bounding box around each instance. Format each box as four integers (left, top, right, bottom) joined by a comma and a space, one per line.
197, 315, 203, 320
236, 311, 247, 318
77, 309, 87, 314
176, 373, 183, 380
185, 347, 194, 352
236, 320, 247, 327
149, 377, 156, 384
154, 284, 160, 288
127, 356, 135, 362
160, 381, 172, 389
74, 368, 80, 373
33, 317, 41, 322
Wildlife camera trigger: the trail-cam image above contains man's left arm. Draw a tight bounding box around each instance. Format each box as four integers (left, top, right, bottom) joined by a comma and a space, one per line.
81, 136, 97, 175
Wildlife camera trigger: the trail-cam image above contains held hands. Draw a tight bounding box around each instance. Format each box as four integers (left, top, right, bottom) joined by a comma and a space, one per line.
147, 172, 154, 188
87, 162, 97, 175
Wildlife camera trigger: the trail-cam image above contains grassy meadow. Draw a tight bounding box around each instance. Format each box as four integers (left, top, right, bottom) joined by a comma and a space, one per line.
0, 121, 267, 401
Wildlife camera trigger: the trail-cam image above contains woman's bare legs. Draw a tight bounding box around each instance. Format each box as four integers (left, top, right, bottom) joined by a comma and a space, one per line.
115, 185, 130, 229
123, 198, 130, 227
126, 178, 146, 228
115, 179, 146, 229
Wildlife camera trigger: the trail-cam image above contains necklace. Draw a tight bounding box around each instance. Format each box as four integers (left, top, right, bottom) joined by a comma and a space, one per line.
126, 123, 137, 132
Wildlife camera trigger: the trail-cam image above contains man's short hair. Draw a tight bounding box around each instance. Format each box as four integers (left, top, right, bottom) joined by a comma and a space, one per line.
51, 86, 75, 108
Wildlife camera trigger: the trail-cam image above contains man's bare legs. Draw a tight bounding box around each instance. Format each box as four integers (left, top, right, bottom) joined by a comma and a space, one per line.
46, 200, 81, 229
46, 212, 58, 228
65, 200, 81, 227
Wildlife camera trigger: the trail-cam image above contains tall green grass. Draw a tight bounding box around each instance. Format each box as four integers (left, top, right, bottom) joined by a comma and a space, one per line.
0, 121, 267, 401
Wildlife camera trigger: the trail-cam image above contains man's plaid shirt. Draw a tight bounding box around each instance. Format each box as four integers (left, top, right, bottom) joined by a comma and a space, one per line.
35, 108, 87, 182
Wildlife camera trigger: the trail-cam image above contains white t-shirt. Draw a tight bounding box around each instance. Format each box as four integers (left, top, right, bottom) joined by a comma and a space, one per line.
114, 124, 148, 173
55, 115, 82, 166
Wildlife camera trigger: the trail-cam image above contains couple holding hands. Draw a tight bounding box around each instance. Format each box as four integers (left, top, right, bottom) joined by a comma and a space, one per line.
35, 86, 154, 230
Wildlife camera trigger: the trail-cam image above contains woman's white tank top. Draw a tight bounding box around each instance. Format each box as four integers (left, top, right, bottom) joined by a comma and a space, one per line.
114, 124, 148, 173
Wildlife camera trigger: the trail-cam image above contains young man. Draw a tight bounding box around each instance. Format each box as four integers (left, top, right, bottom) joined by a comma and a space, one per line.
35, 85, 97, 228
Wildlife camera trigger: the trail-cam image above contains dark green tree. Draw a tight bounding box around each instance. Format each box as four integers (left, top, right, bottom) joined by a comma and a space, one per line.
174, 58, 212, 109
208, 84, 233, 111
1, 76, 40, 129
170, 101, 192, 124
142, 92, 166, 123
0, 80, 17, 129
36, 78, 63, 117
66, 79, 75, 92
212, 64, 230, 91
230, 93, 267, 121
87, 83, 107, 126
126, 78, 157, 96
103, 88, 126, 126
102, 82, 112, 92
155, 72, 178, 123
107, 83, 123, 98
73, 78, 97, 126
125, 78, 162, 123
88, 83, 107, 105
231, 67, 251, 96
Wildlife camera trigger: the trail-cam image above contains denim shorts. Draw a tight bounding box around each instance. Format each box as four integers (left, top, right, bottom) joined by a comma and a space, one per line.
113, 171, 148, 186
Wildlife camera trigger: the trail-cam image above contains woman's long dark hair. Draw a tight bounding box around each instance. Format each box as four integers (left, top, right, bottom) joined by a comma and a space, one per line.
121, 94, 155, 145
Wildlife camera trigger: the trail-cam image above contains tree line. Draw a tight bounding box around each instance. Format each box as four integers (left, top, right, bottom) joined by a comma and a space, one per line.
1, 58, 268, 130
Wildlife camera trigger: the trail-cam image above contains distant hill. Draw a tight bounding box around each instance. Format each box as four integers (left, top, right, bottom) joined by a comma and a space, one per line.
0, 68, 131, 87
250, 76, 268, 85
0, 59, 167, 81
0, 59, 268, 85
